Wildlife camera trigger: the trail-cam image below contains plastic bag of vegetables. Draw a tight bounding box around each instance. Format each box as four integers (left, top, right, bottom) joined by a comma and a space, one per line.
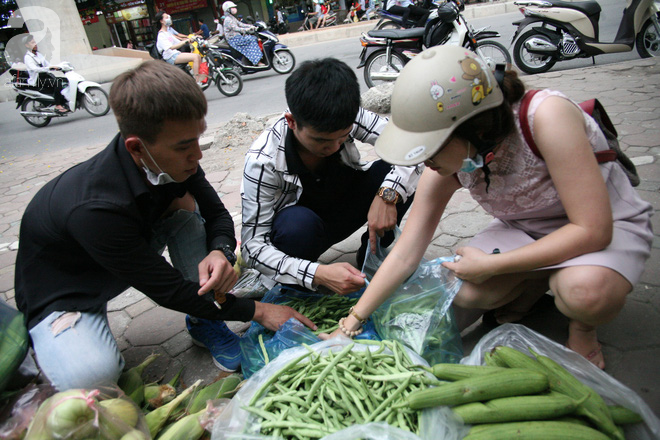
212, 338, 468, 440
362, 230, 463, 366
0, 300, 29, 393
239, 285, 380, 378
462, 323, 660, 440
24, 387, 150, 439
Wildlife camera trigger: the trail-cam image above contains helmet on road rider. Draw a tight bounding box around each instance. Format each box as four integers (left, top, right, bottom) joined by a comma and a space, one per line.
223, 1, 237, 13
375, 45, 504, 166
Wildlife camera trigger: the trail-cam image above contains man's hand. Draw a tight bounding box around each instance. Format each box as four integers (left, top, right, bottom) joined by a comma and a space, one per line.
313, 263, 366, 295
197, 250, 238, 296
252, 302, 317, 332
367, 195, 398, 254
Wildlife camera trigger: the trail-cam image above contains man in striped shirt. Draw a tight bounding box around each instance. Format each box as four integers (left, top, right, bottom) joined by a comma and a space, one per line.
241, 58, 423, 294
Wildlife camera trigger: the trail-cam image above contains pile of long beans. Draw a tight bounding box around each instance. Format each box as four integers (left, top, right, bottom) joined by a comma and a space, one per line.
279, 294, 359, 335
242, 340, 440, 440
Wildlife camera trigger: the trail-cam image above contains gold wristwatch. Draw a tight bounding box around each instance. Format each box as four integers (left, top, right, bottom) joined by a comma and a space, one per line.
377, 187, 400, 204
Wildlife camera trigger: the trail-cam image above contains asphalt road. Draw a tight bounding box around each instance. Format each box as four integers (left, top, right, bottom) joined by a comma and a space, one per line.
0, 0, 642, 158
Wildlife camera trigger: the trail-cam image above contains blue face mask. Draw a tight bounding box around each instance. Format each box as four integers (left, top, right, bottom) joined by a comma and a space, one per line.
460, 142, 484, 173
138, 139, 178, 185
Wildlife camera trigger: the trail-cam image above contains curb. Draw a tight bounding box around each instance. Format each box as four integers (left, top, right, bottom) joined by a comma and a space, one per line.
278, 0, 517, 48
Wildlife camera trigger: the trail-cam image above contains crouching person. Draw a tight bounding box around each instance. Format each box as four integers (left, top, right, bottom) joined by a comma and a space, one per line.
14, 61, 314, 391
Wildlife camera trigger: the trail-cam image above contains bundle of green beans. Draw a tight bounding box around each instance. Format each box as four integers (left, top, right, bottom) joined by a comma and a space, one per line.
279, 294, 359, 335
242, 340, 440, 440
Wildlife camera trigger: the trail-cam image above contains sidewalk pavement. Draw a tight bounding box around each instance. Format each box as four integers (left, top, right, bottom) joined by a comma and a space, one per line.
0, 56, 658, 416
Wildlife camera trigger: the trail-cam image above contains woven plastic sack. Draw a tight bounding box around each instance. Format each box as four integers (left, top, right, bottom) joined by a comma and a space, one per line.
239, 286, 379, 378
463, 323, 660, 440
212, 339, 468, 440
363, 230, 463, 366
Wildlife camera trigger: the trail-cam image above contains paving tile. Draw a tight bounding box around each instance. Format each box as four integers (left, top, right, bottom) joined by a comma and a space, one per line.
124, 306, 187, 346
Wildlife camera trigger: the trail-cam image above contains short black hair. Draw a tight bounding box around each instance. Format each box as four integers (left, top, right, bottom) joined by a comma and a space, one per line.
199, 18, 204, 23
285, 58, 360, 133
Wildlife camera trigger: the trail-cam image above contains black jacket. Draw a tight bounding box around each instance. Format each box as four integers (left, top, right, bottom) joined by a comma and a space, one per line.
15, 134, 255, 330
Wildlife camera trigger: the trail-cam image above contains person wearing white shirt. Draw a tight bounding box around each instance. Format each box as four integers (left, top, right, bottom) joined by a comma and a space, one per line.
22, 34, 69, 113
155, 11, 204, 85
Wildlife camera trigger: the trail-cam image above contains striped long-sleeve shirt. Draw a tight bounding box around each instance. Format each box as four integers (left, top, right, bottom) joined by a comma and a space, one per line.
240, 109, 423, 290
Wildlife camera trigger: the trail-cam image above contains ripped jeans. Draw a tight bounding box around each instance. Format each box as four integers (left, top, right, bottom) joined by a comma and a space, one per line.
29, 206, 208, 391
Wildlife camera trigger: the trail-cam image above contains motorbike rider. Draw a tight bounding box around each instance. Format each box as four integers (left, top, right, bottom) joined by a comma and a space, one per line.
155, 11, 206, 85
22, 34, 69, 114
385, 0, 431, 27
222, 1, 266, 66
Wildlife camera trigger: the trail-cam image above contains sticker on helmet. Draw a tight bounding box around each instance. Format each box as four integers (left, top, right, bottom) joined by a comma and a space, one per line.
458, 55, 493, 105
437, 102, 444, 112
430, 81, 444, 100
405, 146, 426, 161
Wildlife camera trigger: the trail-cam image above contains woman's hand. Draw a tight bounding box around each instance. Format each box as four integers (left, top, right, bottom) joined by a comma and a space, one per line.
441, 246, 498, 284
318, 328, 350, 340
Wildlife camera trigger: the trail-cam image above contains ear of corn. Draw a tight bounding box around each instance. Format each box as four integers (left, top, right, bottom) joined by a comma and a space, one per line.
407, 368, 549, 409
188, 374, 242, 414
145, 379, 202, 438
144, 384, 176, 409
118, 353, 160, 407
463, 420, 612, 440
452, 393, 577, 424
155, 409, 205, 440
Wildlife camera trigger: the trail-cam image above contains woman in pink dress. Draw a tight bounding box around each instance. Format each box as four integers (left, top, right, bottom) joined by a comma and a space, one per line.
322, 46, 653, 369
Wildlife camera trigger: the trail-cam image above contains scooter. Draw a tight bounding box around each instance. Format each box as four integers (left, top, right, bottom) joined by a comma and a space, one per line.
187, 35, 244, 96
298, 9, 338, 31
373, 0, 439, 29
359, 0, 511, 88
208, 21, 296, 75
511, 0, 660, 74
9, 62, 109, 128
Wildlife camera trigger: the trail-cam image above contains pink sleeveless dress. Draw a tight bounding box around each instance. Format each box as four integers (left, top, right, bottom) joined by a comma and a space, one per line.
456, 89, 653, 285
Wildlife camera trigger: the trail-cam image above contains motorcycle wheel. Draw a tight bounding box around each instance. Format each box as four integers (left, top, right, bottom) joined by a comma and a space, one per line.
364, 50, 406, 89
475, 40, 512, 70
272, 49, 296, 74
21, 98, 51, 128
636, 16, 660, 58
513, 29, 557, 74
376, 20, 402, 30
82, 86, 110, 117
216, 69, 243, 96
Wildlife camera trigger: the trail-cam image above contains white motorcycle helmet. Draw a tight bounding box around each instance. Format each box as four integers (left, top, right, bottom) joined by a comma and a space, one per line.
375, 45, 504, 166
223, 1, 237, 14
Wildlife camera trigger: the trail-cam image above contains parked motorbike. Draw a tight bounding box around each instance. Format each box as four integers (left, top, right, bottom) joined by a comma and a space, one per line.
9, 62, 109, 128
188, 36, 243, 96
359, 0, 511, 88
374, 4, 434, 29
511, 0, 660, 74
268, 15, 289, 34
344, 4, 378, 24
298, 9, 338, 31
209, 21, 296, 75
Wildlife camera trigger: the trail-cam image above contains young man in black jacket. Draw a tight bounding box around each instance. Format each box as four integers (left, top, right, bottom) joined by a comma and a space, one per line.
14, 61, 313, 391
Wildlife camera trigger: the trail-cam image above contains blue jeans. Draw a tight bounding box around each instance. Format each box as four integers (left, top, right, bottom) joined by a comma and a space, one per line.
29, 207, 208, 390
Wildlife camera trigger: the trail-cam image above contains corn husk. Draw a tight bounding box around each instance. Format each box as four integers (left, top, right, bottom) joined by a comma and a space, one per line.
144, 384, 176, 409
188, 374, 242, 414
145, 379, 202, 438
156, 409, 205, 440
120, 429, 149, 440
99, 397, 140, 427
118, 353, 160, 406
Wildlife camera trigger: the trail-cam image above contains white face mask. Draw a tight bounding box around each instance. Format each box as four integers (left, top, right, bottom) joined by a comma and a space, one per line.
460, 142, 484, 173
138, 139, 179, 185
164, 17, 173, 26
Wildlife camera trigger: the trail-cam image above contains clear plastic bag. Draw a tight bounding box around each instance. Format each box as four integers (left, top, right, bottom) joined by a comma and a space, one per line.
230, 268, 269, 299
0, 383, 56, 440
212, 339, 468, 440
24, 387, 150, 439
239, 286, 380, 378
462, 323, 660, 440
363, 230, 463, 366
